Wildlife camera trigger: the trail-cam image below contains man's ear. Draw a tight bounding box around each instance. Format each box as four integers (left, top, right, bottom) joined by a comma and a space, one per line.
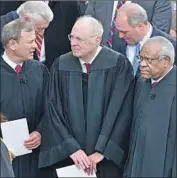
8, 39, 17, 51
137, 22, 145, 32
21, 15, 31, 22
164, 56, 171, 68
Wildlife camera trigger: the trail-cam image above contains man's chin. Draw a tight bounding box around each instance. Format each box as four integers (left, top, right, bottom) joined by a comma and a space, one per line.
141, 74, 150, 79
72, 51, 80, 58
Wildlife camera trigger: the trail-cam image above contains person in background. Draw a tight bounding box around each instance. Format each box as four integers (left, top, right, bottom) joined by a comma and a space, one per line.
170, 2, 177, 39
85, 0, 172, 45
0, 1, 81, 70
112, 3, 176, 78
0, 1, 54, 63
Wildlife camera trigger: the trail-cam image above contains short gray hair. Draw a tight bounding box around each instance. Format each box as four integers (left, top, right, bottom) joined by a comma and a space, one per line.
76, 15, 104, 36
1, 19, 35, 48
144, 36, 175, 64
118, 3, 148, 28
17, 1, 53, 22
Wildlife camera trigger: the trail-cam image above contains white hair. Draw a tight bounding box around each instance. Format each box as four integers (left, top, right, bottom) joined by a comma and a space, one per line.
76, 15, 104, 36
17, 1, 53, 22
118, 3, 148, 27
145, 36, 175, 64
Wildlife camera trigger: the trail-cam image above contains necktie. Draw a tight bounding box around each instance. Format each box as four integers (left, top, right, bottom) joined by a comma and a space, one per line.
133, 43, 140, 75
35, 34, 43, 59
84, 63, 91, 73
107, 0, 126, 48
15, 65, 22, 74
152, 82, 158, 87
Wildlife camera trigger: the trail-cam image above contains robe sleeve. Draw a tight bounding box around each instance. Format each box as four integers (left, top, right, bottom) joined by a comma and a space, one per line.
94, 55, 135, 166
35, 64, 49, 134
39, 60, 81, 168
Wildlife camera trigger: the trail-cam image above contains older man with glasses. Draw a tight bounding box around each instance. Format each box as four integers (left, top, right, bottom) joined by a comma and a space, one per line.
39, 15, 135, 178
124, 36, 176, 177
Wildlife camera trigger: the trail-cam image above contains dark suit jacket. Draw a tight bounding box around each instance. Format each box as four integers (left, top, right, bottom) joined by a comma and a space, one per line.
112, 26, 177, 65
0, 11, 19, 55
0, 1, 80, 70
131, 0, 172, 34
0, 1, 24, 16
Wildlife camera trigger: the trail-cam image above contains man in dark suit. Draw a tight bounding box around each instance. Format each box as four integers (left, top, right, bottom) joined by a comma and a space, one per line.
85, 0, 172, 45
0, 1, 53, 59
112, 3, 176, 76
0, 1, 80, 70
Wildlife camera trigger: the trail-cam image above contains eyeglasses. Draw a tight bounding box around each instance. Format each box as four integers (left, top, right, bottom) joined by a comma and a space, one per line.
68, 34, 99, 42
138, 55, 164, 64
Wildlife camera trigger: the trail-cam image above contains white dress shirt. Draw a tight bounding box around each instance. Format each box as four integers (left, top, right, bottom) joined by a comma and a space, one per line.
79, 46, 102, 73
126, 23, 153, 64
2, 52, 23, 71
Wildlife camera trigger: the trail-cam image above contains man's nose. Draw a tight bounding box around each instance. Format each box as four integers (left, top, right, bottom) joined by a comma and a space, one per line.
140, 59, 147, 67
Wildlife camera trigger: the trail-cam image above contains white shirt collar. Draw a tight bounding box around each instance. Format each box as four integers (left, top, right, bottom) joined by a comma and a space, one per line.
2, 52, 23, 71
79, 46, 102, 66
139, 23, 153, 49
151, 66, 173, 84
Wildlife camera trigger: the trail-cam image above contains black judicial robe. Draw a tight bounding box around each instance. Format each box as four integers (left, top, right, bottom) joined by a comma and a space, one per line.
124, 66, 176, 177
0, 58, 49, 177
39, 46, 135, 175
0, 139, 15, 177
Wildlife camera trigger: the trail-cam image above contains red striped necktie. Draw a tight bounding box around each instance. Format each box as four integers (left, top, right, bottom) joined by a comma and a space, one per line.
36, 34, 43, 59
107, 0, 126, 48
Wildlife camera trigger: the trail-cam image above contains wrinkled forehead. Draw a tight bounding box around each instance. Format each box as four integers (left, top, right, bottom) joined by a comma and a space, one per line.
72, 21, 92, 36
141, 43, 161, 57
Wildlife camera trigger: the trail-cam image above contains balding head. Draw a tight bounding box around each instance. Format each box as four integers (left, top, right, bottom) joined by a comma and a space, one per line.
74, 15, 104, 37
69, 16, 103, 62
115, 3, 150, 45
117, 3, 148, 28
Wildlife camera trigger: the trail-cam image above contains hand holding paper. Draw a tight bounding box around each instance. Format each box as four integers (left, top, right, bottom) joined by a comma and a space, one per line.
1, 118, 32, 156
24, 131, 41, 149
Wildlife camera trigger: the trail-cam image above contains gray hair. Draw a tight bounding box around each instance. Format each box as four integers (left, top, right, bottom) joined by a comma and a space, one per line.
1, 19, 35, 48
76, 15, 104, 36
17, 1, 53, 22
118, 3, 148, 28
144, 36, 175, 64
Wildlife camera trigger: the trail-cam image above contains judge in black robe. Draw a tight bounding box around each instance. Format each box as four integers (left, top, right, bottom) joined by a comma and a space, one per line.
0, 19, 49, 177
39, 47, 135, 177
124, 37, 176, 177
0, 59, 49, 177
39, 16, 135, 178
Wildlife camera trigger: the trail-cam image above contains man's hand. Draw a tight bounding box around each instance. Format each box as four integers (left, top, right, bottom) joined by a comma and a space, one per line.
70, 150, 91, 170
86, 152, 104, 175
24, 131, 41, 149
9, 151, 16, 160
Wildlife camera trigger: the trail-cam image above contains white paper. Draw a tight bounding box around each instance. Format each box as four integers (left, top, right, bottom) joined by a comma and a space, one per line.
56, 165, 97, 177
1, 118, 32, 156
